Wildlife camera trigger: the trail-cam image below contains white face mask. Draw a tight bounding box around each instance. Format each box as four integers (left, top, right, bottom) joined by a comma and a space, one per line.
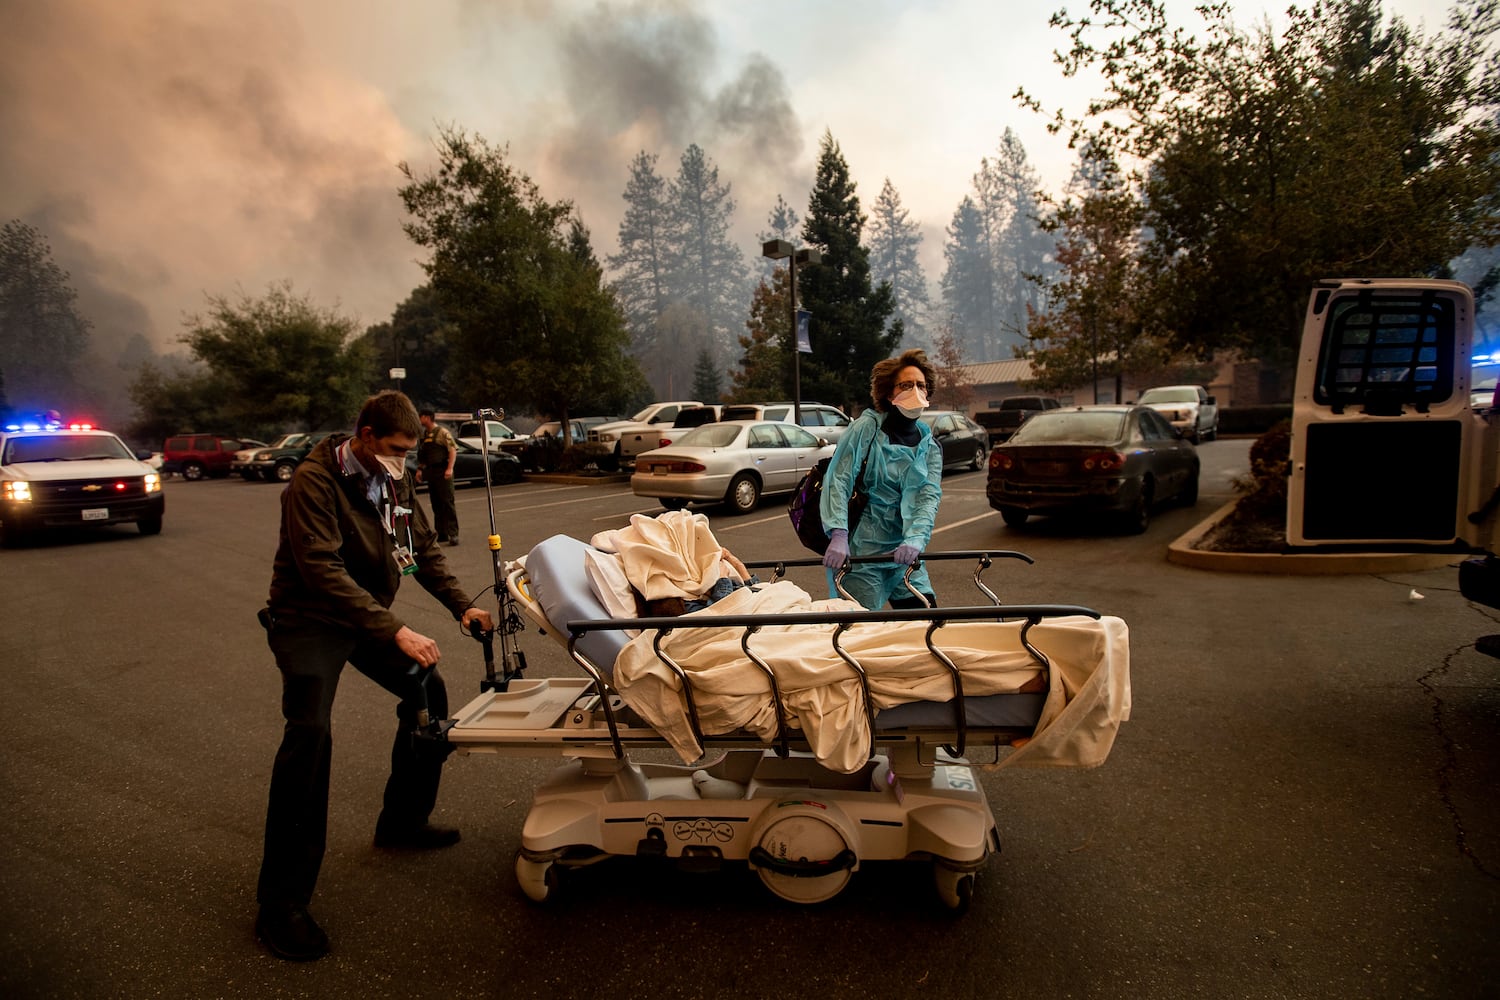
374, 453, 407, 480
892, 386, 928, 419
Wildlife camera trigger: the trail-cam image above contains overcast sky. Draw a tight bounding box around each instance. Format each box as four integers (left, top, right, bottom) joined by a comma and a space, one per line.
0, 0, 1453, 365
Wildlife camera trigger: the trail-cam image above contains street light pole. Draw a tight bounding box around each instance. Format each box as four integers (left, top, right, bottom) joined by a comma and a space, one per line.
761, 240, 821, 425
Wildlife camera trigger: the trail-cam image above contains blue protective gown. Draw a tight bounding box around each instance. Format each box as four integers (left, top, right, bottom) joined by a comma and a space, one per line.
818, 408, 944, 609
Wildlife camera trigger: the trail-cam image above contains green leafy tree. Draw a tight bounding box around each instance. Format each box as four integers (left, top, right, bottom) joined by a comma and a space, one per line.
126, 359, 223, 445
400, 127, 645, 426
0, 220, 91, 410
798, 130, 900, 412
868, 178, 932, 349
728, 267, 792, 402
1021, 151, 1158, 401
1020, 0, 1500, 366
176, 282, 373, 436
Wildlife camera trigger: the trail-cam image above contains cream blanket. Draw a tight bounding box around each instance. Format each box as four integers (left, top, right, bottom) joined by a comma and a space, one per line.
610, 578, 1131, 774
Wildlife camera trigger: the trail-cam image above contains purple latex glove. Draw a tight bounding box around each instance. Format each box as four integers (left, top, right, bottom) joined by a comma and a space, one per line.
893, 543, 921, 566
823, 528, 850, 569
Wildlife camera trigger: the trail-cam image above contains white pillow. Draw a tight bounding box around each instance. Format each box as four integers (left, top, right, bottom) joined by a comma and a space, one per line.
582, 548, 641, 637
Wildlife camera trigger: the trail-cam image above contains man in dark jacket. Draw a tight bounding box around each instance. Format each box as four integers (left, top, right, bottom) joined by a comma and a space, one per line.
254, 391, 493, 962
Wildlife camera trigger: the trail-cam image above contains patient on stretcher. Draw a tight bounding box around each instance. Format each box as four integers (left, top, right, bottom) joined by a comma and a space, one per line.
522, 511, 1131, 775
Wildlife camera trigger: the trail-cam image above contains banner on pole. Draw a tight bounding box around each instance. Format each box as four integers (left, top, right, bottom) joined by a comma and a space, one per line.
796, 310, 812, 353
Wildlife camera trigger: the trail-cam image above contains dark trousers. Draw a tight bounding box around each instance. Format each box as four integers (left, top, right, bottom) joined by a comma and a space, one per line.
424, 466, 458, 541
890, 591, 937, 610
256, 616, 450, 908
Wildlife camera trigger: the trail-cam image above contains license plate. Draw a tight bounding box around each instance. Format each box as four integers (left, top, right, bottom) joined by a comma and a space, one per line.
653, 467, 666, 476
82, 507, 109, 521
1029, 461, 1068, 476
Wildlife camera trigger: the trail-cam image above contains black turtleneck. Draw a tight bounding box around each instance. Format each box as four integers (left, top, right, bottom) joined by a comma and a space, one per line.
880, 408, 921, 446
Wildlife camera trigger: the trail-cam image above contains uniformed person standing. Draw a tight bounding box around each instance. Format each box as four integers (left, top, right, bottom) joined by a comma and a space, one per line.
417, 410, 459, 546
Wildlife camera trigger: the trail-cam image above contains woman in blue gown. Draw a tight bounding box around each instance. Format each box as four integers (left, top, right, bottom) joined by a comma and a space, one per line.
818, 349, 943, 609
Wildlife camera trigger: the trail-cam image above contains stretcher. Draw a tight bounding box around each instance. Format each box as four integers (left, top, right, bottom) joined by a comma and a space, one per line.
440, 533, 1130, 911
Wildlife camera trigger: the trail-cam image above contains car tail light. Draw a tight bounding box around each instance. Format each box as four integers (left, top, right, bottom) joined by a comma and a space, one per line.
1081, 451, 1126, 472
989, 451, 1014, 471
658, 435, 674, 448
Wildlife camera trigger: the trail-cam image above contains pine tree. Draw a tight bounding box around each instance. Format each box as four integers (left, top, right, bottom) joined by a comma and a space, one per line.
941, 196, 994, 362
867, 178, 931, 349
607, 151, 673, 345
798, 130, 900, 412
691, 346, 722, 402
755, 194, 802, 276
667, 144, 746, 377
728, 267, 793, 402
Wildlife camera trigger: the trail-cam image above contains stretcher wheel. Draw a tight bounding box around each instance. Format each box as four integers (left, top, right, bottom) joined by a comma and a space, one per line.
750, 807, 856, 905
933, 865, 974, 914
515, 852, 559, 903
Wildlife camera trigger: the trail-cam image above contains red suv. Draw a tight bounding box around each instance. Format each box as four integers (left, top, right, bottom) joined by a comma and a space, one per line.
162, 434, 260, 481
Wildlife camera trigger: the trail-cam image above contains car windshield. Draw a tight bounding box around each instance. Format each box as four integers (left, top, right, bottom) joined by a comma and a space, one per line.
675, 423, 743, 448
273, 434, 308, 448
1009, 411, 1125, 444
3, 433, 136, 464
630, 406, 657, 421
1139, 388, 1197, 404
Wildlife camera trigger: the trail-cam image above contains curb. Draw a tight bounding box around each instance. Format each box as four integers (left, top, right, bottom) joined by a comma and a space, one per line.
1166, 500, 1465, 575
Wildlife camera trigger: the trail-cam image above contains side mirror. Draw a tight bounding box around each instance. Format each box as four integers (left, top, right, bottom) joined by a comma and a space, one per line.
135, 449, 153, 460
1206, 395, 1217, 405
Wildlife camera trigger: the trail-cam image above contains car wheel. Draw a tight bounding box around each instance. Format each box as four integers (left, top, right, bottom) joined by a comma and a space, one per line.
1206, 423, 1218, 442
274, 461, 296, 482
495, 461, 522, 484
724, 472, 760, 514
182, 461, 205, 481
1125, 478, 1154, 534
999, 506, 1028, 528
1178, 469, 1199, 506
661, 497, 690, 511
138, 514, 163, 536
597, 444, 621, 473
970, 445, 986, 471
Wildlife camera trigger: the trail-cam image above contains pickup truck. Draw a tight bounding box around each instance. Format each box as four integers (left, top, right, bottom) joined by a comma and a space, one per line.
1137, 385, 1218, 443
588, 401, 703, 466
981, 395, 1062, 443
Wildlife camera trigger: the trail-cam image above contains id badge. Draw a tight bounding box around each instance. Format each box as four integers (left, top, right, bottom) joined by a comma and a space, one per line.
393, 544, 418, 576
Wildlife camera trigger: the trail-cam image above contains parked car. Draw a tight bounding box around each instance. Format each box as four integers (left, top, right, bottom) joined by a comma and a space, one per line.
456, 418, 528, 454
162, 434, 266, 481
719, 402, 852, 444
526, 416, 620, 471
404, 438, 522, 487
1472, 378, 1497, 409
240, 431, 335, 482
1, 425, 164, 546
588, 401, 704, 466
986, 405, 1200, 533
232, 433, 303, 480
1137, 385, 1219, 442
631, 419, 836, 514
980, 395, 1062, 444
652, 404, 722, 451
919, 410, 991, 472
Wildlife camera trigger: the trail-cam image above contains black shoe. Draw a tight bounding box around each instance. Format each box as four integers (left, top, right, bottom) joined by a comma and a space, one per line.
373, 822, 461, 850
255, 903, 328, 962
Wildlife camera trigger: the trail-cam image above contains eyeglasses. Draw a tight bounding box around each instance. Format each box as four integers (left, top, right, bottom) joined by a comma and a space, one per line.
895, 380, 927, 392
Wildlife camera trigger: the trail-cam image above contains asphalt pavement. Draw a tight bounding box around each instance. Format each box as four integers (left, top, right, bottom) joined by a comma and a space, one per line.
0, 439, 1496, 999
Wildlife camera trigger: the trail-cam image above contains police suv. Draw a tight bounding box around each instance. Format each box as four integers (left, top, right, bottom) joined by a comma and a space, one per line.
0, 419, 164, 547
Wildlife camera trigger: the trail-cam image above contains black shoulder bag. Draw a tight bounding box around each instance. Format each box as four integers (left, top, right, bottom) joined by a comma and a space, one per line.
787, 436, 874, 555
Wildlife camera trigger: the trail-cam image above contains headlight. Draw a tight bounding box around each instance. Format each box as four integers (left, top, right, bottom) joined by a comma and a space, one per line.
596, 431, 617, 442
144, 473, 161, 493
253, 450, 273, 460
3, 481, 31, 502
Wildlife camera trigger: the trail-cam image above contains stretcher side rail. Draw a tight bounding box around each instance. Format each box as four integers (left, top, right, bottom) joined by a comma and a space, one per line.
745, 550, 1034, 609
564, 602, 1101, 761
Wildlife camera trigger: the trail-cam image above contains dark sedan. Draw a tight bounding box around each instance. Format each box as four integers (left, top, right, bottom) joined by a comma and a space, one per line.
406, 438, 522, 487
986, 405, 1199, 533
919, 410, 991, 471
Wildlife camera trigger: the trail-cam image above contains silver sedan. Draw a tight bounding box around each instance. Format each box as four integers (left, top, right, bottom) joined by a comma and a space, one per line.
631, 419, 836, 514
